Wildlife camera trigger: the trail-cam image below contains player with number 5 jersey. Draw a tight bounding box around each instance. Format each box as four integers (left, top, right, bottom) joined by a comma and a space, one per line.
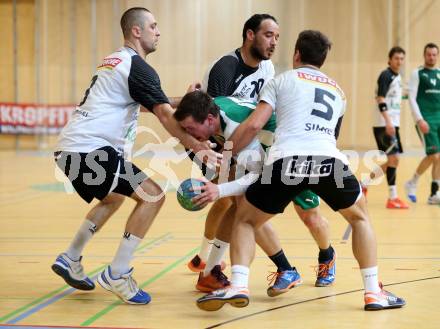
197, 30, 405, 312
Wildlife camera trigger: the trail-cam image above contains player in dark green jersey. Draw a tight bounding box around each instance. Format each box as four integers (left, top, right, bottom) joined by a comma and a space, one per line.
405, 43, 440, 204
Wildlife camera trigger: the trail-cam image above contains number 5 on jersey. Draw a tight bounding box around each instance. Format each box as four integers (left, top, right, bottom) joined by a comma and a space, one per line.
311, 88, 335, 121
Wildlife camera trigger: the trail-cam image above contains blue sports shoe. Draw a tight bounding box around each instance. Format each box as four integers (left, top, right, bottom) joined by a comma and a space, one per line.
51, 253, 95, 290
267, 269, 302, 297
97, 266, 151, 305
315, 253, 336, 287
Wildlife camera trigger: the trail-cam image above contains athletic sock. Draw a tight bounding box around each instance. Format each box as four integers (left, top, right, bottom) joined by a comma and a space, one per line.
203, 238, 229, 277
66, 219, 97, 261
199, 236, 213, 262
431, 181, 439, 196
231, 265, 249, 288
361, 266, 381, 293
318, 245, 335, 263
389, 185, 398, 199
110, 232, 142, 277
386, 167, 397, 187
409, 172, 420, 185
269, 249, 293, 272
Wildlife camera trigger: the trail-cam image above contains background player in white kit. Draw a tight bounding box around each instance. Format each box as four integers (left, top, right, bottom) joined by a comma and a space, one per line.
51, 7, 220, 305
197, 30, 405, 312
361, 47, 409, 209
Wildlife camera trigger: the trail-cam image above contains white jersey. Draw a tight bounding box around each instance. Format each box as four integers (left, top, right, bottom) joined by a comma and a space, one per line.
57, 47, 169, 158
201, 48, 275, 102
373, 67, 403, 127
259, 67, 348, 164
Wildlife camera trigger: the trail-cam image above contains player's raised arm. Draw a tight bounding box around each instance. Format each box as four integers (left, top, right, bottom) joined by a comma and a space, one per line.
228, 101, 273, 155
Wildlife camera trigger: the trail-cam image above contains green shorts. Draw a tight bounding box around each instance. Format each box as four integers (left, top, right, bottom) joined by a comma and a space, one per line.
293, 189, 320, 210
418, 119, 440, 155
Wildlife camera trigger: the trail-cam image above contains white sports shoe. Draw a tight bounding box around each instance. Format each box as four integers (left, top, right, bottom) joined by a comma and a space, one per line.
404, 180, 417, 203
51, 253, 95, 290
428, 192, 440, 205
196, 286, 249, 311
97, 266, 151, 304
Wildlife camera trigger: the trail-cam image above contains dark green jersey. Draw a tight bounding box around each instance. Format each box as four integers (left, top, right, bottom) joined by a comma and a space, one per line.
408, 67, 440, 121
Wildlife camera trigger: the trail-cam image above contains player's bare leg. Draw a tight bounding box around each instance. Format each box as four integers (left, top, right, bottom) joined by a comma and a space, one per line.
428, 153, 440, 204
405, 155, 434, 202
196, 196, 298, 294
196, 197, 272, 310
295, 205, 336, 286
52, 192, 125, 291
97, 178, 165, 305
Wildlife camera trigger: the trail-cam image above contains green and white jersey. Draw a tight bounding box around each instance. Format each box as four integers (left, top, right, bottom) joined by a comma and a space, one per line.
408, 67, 440, 122
213, 96, 276, 170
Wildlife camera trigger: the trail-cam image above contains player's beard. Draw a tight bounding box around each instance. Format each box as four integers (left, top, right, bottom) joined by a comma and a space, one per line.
250, 44, 269, 61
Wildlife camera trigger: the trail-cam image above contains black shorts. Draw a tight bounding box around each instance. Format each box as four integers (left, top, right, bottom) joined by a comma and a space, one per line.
373, 126, 403, 155
55, 146, 147, 203
245, 156, 362, 214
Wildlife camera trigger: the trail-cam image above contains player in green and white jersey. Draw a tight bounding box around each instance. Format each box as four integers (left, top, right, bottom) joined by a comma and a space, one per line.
174, 91, 336, 295
405, 43, 440, 205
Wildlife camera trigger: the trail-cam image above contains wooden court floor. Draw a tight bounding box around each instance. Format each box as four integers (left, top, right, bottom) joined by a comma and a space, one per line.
0, 150, 439, 329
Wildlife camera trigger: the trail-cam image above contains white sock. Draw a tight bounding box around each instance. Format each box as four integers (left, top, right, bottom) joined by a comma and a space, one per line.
361, 177, 372, 186
389, 185, 398, 199
231, 265, 249, 288
410, 173, 420, 184
65, 219, 97, 261
361, 266, 381, 293
203, 238, 229, 277
199, 236, 213, 262
110, 232, 142, 277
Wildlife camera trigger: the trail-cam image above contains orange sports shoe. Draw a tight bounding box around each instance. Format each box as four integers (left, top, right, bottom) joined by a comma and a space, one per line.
187, 254, 226, 273
196, 265, 230, 292
364, 282, 406, 310
386, 197, 409, 209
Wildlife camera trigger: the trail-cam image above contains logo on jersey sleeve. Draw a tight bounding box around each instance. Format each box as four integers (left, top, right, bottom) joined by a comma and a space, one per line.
97, 58, 122, 70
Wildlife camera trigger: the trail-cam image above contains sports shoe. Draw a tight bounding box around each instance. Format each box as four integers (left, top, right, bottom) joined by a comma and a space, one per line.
364, 282, 406, 310
97, 266, 151, 305
196, 286, 249, 311
267, 268, 302, 297
196, 265, 230, 292
386, 198, 409, 209
187, 254, 226, 273
428, 192, 440, 205
404, 180, 417, 203
315, 253, 336, 287
51, 253, 95, 290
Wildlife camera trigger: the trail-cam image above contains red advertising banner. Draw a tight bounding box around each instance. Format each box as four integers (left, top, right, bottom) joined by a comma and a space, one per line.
0, 103, 75, 134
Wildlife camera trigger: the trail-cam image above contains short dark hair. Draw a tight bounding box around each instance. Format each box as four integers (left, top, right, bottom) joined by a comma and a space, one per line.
424, 42, 439, 54
242, 14, 277, 44
294, 30, 332, 67
388, 46, 405, 59
174, 91, 219, 123
120, 7, 150, 38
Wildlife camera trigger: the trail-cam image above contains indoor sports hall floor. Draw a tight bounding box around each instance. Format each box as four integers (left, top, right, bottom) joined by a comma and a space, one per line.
0, 151, 439, 329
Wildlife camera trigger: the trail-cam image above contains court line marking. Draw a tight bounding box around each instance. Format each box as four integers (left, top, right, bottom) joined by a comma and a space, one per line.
205, 275, 440, 328
0, 233, 171, 324
0, 324, 147, 329
81, 246, 199, 326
